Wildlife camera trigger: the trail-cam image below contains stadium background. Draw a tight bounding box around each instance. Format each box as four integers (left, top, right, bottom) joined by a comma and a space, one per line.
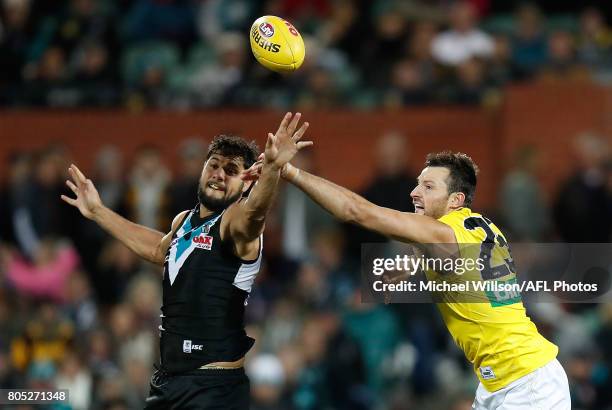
1, 0, 611, 409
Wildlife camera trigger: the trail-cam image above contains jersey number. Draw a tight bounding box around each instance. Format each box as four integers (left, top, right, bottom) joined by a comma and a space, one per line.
464, 216, 516, 281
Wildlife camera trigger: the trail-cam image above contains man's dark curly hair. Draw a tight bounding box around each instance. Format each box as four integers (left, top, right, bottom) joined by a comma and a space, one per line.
425, 151, 479, 207
206, 134, 260, 169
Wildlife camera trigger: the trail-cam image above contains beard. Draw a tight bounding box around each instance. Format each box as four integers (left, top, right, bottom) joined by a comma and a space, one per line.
198, 184, 242, 212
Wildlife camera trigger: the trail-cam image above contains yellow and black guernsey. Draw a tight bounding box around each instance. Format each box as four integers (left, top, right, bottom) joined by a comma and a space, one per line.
160, 206, 262, 373
426, 207, 557, 392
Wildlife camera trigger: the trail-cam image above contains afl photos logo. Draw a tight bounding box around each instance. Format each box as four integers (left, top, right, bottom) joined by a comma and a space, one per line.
259, 22, 274, 37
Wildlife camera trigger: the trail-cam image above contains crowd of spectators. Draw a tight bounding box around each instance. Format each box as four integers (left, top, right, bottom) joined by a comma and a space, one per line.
1, 0, 611, 109
0, 130, 611, 409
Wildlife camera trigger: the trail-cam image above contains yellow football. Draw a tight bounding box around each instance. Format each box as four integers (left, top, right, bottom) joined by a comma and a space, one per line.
249, 15, 305, 73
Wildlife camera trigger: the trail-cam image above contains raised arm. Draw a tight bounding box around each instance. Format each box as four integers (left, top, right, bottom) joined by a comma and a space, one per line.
61, 164, 185, 265
281, 164, 455, 244
225, 112, 312, 241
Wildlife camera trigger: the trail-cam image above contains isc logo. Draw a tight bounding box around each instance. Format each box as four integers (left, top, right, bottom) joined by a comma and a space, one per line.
259, 22, 274, 37
183, 340, 203, 353
193, 234, 213, 250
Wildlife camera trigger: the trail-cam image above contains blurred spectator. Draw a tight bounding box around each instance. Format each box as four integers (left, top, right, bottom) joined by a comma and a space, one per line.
169, 138, 206, 217
344, 132, 416, 258
488, 34, 515, 87
124, 145, 171, 231
10, 303, 74, 372
72, 41, 119, 106
265, 0, 330, 30
293, 35, 351, 105
510, 3, 547, 79
293, 228, 353, 310
431, 1, 494, 66
96, 239, 142, 306
0, 152, 36, 254
124, 0, 197, 50
29, 145, 72, 239
323, 311, 370, 409
385, 59, 432, 106
121, 356, 150, 407
51, 0, 118, 58
93, 146, 126, 213
407, 21, 438, 86
279, 150, 336, 261
248, 353, 291, 410
197, 0, 256, 44
108, 301, 156, 368
54, 351, 92, 410
539, 30, 590, 82
499, 146, 551, 241
317, 0, 365, 64
342, 291, 401, 394
292, 316, 332, 410
449, 57, 490, 105
22, 46, 76, 107
188, 32, 247, 107
295, 65, 344, 109
72, 146, 126, 276
260, 298, 303, 352
86, 328, 117, 377
554, 133, 612, 242
6, 239, 79, 302
62, 270, 97, 333
359, 4, 409, 86
577, 8, 612, 76
95, 368, 132, 409
0, 0, 37, 103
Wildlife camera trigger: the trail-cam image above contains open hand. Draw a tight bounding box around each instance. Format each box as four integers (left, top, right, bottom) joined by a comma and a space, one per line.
60, 164, 103, 220
264, 112, 312, 170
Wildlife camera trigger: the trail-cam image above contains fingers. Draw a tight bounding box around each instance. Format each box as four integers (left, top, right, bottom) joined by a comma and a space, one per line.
66, 180, 78, 195
70, 164, 87, 184
60, 195, 77, 206
296, 141, 314, 150
276, 112, 292, 135
286, 112, 301, 135
291, 121, 309, 142
266, 132, 277, 148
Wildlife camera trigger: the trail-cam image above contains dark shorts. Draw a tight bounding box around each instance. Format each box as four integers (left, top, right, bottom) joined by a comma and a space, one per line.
144, 366, 250, 410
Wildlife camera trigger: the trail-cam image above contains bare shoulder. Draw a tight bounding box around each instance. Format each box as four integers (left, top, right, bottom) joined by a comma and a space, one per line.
171, 210, 191, 232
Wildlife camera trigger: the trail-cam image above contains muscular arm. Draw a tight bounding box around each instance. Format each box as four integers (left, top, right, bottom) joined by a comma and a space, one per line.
282, 164, 455, 244
226, 112, 311, 243
226, 162, 281, 241
92, 207, 188, 265
61, 163, 188, 266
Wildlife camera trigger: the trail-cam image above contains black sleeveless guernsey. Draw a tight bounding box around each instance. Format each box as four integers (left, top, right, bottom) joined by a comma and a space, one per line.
159, 206, 262, 373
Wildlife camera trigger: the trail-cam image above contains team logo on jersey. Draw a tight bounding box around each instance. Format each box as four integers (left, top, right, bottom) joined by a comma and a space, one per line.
167, 212, 223, 286
479, 366, 496, 380
193, 234, 213, 250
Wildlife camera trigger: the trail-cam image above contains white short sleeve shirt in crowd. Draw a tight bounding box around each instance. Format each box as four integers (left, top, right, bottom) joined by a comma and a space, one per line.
431, 29, 495, 66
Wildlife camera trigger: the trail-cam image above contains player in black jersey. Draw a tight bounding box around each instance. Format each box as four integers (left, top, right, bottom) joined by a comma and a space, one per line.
61, 112, 311, 409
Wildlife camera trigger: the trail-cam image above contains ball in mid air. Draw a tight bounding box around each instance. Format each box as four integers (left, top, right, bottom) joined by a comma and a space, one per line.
249, 16, 305, 73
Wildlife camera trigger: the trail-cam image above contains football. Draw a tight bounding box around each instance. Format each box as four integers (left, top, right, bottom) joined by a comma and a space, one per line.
249, 16, 305, 73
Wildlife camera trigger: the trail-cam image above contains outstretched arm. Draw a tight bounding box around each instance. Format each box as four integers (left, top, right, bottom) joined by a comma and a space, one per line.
226, 112, 312, 242
281, 164, 455, 244
61, 164, 186, 265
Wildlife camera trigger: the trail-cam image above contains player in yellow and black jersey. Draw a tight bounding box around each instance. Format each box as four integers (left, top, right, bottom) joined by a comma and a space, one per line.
245, 150, 571, 409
